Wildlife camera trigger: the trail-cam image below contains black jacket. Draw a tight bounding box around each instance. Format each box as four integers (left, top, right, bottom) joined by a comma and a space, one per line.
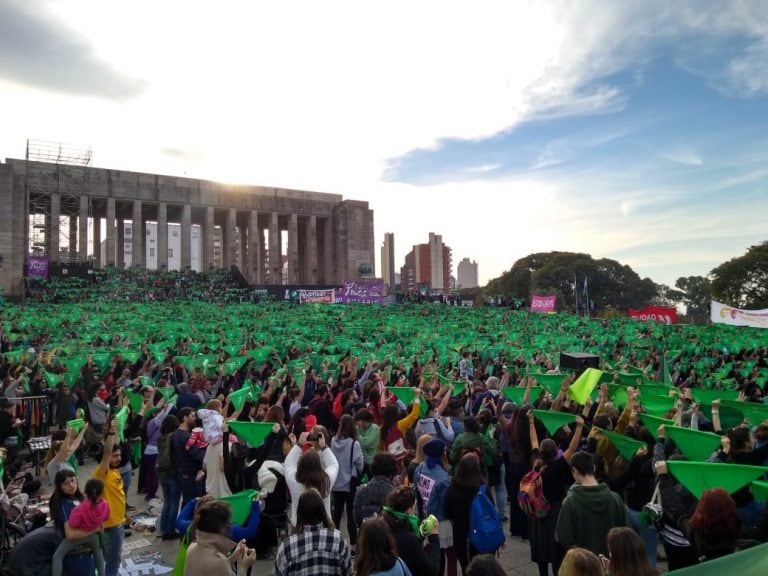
384, 513, 440, 576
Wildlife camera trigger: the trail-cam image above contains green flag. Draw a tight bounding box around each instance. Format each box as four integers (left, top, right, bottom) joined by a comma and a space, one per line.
568, 368, 603, 405
67, 418, 85, 434
115, 406, 128, 443
157, 386, 175, 402
533, 374, 567, 395
640, 394, 676, 417
227, 421, 274, 449
639, 414, 674, 440
598, 428, 646, 461
531, 410, 577, 435
665, 426, 721, 462
126, 389, 144, 413
666, 541, 768, 576
218, 489, 258, 525
43, 369, 61, 388
387, 387, 416, 405
751, 480, 768, 502
721, 399, 768, 425
228, 386, 251, 413
666, 461, 768, 499
502, 387, 542, 405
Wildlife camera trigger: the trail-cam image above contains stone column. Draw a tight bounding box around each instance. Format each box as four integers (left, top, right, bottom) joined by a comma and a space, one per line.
92, 213, 101, 268
69, 216, 78, 258
106, 198, 116, 267
79, 196, 88, 261
204, 206, 215, 271
248, 210, 260, 283
157, 202, 168, 271
116, 219, 124, 268
306, 215, 317, 284
269, 212, 279, 284
132, 200, 143, 268
288, 213, 299, 284
324, 217, 333, 284
49, 193, 60, 262
181, 204, 192, 270
226, 208, 237, 269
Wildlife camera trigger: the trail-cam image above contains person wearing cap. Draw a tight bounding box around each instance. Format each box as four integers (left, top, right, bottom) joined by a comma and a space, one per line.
414, 438, 453, 573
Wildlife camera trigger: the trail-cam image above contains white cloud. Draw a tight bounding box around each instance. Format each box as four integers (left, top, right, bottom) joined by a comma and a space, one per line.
2, 1, 768, 290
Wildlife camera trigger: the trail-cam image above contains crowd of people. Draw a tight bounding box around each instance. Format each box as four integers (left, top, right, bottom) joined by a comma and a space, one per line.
26, 267, 251, 303
0, 293, 767, 575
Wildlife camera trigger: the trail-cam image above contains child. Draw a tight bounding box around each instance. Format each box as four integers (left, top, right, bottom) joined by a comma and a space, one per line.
52, 478, 110, 576
196, 399, 232, 496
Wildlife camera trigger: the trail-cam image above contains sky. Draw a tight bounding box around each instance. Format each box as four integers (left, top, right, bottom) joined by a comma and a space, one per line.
2, 0, 768, 289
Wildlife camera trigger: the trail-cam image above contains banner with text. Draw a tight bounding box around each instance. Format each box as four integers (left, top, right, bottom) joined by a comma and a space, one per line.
530, 294, 556, 313
628, 306, 677, 325
298, 289, 335, 304
26, 257, 49, 278
335, 279, 384, 304
711, 301, 768, 329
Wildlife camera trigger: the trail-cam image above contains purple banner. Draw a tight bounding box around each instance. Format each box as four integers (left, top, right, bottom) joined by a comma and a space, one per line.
335, 279, 384, 304
26, 257, 49, 278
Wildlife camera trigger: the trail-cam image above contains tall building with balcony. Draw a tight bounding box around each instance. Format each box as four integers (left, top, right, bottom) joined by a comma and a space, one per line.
400, 232, 452, 294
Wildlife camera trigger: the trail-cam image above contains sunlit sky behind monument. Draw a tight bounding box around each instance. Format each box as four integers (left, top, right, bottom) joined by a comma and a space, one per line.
2, 0, 768, 288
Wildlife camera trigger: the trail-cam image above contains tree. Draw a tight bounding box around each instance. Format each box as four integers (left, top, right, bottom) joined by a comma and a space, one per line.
675, 276, 712, 323
651, 283, 685, 308
484, 251, 659, 312
710, 241, 768, 309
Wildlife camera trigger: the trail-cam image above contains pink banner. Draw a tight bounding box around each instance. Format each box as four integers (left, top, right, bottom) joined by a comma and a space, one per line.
628, 306, 677, 325
530, 295, 556, 312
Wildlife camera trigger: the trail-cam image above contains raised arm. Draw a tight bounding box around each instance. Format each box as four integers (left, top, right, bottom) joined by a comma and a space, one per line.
97, 419, 117, 474
527, 410, 539, 452
563, 417, 585, 463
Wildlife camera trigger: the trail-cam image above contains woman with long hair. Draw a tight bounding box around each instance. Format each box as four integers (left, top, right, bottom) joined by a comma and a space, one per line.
526, 411, 584, 576
603, 527, 657, 576
558, 547, 604, 576
443, 453, 486, 575
284, 430, 339, 527
355, 518, 412, 576
330, 414, 364, 549
273, 489, 352, 576
48, 469, 93, 576
687, 488, 742, 560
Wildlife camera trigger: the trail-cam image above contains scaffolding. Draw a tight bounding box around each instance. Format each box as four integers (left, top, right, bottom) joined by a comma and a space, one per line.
25, 139, 93, 264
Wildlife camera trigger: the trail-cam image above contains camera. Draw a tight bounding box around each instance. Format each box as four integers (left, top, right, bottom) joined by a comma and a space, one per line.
307, 433, 320, 442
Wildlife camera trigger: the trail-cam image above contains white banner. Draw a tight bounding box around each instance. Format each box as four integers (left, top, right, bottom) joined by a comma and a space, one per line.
711, 301, 768, 329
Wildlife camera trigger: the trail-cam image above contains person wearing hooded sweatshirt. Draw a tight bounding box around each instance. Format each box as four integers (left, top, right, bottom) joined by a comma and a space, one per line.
555, 451, 629, 557
413, 439, 454, 576
330, 415, 365, 549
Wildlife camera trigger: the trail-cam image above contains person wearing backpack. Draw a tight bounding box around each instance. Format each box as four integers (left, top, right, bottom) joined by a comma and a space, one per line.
443, 452, 489, 576
525, 410, 585, 576
157, 415, 182, 540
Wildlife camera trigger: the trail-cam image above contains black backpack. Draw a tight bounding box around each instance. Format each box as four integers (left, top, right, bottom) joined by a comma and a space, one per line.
157, 432, 177, 475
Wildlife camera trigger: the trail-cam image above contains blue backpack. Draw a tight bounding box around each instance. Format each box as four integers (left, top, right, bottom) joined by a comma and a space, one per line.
469, 484, 505, 553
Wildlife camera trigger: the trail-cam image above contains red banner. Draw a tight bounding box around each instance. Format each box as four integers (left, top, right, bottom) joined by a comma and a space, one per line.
628, 306, 677, 325
530, 295, 556, 313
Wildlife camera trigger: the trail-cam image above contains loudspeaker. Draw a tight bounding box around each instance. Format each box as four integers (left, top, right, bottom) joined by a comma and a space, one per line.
559, 352, 600, 375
